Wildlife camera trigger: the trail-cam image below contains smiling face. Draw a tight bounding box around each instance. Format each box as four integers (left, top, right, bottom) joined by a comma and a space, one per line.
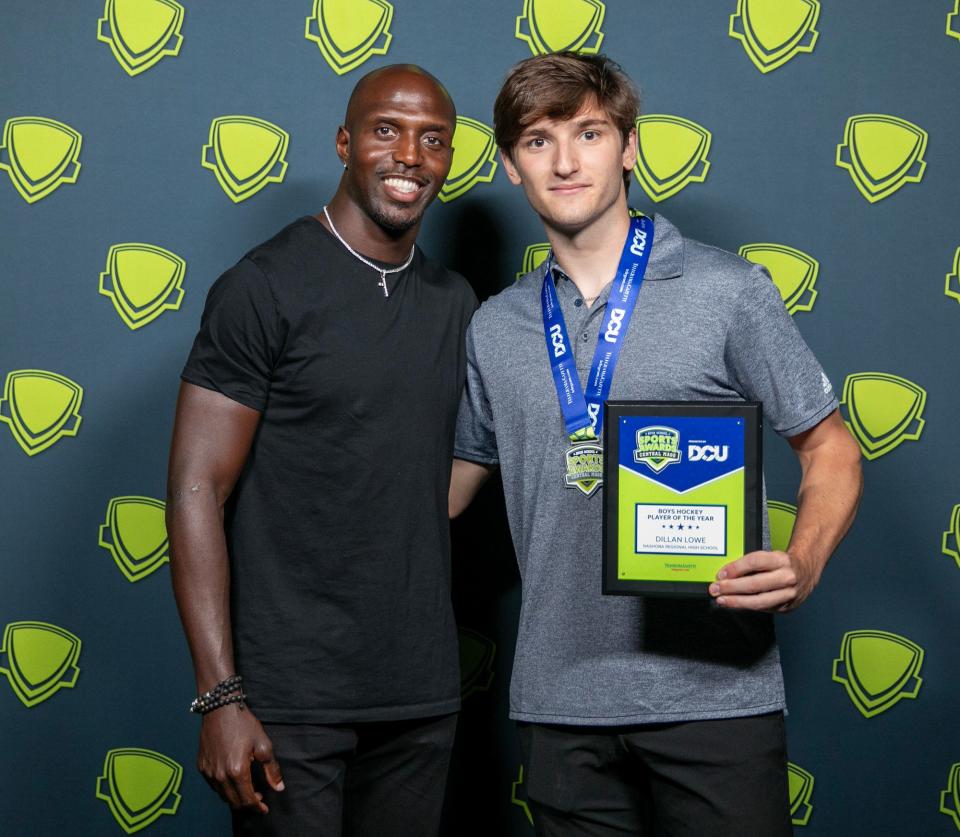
338, 67, 456, 235
501, 98, 636, 236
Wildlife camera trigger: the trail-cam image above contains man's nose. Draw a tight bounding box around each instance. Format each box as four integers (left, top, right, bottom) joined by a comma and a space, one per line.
553, 141, 579, 177
394, 133, 422, 166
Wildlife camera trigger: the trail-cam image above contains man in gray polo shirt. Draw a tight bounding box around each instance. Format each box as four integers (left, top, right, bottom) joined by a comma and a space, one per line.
451, 52, 862, 835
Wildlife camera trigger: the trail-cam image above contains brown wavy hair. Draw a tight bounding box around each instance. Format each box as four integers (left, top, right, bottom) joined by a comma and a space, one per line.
493, 52, 640, 190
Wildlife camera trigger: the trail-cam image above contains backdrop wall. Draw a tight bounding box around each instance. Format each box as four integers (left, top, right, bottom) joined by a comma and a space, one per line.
2, 2, 959, 834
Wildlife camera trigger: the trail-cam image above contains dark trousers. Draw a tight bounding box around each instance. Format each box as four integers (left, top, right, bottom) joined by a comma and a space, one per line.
232, 713, 457, 837
518, 712, 792, 837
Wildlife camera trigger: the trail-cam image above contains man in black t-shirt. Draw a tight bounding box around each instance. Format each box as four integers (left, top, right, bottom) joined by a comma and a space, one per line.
167, 65, 476, 837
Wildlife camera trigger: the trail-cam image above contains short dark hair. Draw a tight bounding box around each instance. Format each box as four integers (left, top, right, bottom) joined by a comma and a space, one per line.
493, 52, 640, 189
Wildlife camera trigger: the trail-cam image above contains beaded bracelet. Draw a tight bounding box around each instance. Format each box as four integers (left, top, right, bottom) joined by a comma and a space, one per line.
189, 674, 245, 714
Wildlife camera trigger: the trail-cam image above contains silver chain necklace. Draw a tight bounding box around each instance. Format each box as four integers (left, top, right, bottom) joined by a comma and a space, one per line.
322, 205, 414, 298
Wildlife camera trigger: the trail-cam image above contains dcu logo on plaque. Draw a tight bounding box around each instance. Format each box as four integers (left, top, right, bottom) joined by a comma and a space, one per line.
0, 117, 82, 203
839, 372, 926, 460
729, 0, 820, 73
305, 0, 393, 75
100, 243, 186, 330
439, 117, 497, 203
832, 629, 924, 718
633, 115, 712, 203
836, 114, 927, 203
0, 621, 81, 708
0, 370, 83, 456
787, 762, 815, 826
515, 0, 605, 55
96, 748, 183, 833
202, 116, 289, 203
517, 243, 551, 280
739, 244, 819, 315
99, 496, 170, 582
458, 627, 495, 700
97, 0, 185, 77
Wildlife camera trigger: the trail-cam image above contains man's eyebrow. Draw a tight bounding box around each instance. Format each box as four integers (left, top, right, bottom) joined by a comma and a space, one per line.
574, 117, 612, 129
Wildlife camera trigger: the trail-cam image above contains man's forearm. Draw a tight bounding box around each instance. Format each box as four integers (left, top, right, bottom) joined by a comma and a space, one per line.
167, 483, 238, 694
787, 419, 863, 580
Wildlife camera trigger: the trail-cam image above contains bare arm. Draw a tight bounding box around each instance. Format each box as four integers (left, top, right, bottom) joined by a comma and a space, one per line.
166, 381, 283, 812
710, 410, 863, 611
449, 457, 497, 518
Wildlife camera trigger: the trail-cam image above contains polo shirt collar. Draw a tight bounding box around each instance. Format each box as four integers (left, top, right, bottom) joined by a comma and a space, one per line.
548, 212, 684, 284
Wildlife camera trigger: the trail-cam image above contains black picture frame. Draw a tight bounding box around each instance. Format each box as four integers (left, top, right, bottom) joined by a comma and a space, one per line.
602, 400, 763, 597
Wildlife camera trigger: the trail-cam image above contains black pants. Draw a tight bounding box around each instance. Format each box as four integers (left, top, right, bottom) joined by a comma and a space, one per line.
517, 712, 792, 836
232, 713, 457, 837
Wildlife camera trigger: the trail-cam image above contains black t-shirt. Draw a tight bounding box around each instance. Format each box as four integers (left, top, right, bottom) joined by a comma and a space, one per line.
182, 216, 477, 723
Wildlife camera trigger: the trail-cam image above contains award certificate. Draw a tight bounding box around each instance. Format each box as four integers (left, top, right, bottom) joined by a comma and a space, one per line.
602, 401, 762, 596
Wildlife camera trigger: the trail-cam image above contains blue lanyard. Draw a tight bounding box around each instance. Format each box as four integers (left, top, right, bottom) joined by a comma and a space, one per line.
541, 214, 654, 441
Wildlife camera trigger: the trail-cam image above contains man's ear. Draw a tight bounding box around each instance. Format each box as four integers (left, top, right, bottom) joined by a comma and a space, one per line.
336, 125, 350, 167
499, 147, 522, 185
621, 126, 637, 174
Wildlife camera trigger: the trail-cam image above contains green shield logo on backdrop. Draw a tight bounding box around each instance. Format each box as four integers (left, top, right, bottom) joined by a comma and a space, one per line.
96, 748, 182, 834
949, 2, 960, 42
0, 622, 81, 707
832, 630, 924, 718
940, 762, 960, 830
942, 504, 960, 570
0, 370, 83, 456
516, 243, 551, 280
633, 115, 712, 203
439, 117, 497, 203
787, 762, 815, 826
305, 0, 393, 75
0, 117, 82, 203
729, 0, 820, 73
458, 627, 496, 699
515, 0, 605, 55
839, 372, 926, 460
97, 0, 184, 77
99, 243, 186, 330
99, 496, 170, 582
836, 114, 927, 203
202, 116, 289, 203
738, 244, 819, 315
767, 501, 797, 553
945, 247, 960, 303
511, 764, 534, 825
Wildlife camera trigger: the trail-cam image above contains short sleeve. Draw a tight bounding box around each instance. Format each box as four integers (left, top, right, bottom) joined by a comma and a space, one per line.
181, 258, 285, 412
454, 320, 499, 464
726, 264, 838, 437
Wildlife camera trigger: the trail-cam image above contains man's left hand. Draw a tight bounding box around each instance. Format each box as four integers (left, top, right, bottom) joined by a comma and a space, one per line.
709, 550, 820, 613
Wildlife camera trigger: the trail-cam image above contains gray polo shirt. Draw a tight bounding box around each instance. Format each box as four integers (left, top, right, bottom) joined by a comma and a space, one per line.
455, 213, 837, 725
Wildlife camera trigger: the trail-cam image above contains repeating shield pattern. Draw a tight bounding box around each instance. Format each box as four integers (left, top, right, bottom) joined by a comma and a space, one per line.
0, 621, 82, 708
515, 0, 605, 55
729, 0, 820, 73
97, 0, 185, 76
739, 243, 819, 315
0, 117, 82, 203
305, 0, 393, 75
633, 115, 712, 203
832, 630, 924, 718
99, 243, 186, 330
0, 370, 84, 456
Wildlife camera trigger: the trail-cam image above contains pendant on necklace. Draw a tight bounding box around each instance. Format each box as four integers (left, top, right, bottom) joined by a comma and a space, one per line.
378, 271, 389, 298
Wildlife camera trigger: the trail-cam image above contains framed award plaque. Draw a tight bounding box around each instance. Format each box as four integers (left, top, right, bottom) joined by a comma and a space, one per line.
602, 401, 762, 597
